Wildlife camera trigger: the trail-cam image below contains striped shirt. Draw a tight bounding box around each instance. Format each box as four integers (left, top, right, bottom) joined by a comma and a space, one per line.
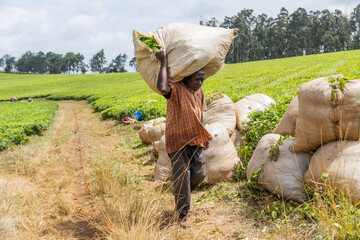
165, 82, 212, 154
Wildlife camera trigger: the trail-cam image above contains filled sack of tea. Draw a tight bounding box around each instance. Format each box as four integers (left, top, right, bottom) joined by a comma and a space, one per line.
291, 75, 360, 152
138, 117, 166, 144
303, 140, 360, 201
273, 96, 298, 137
235, 93, 275, 132
154, 136, 172, 182
133, 23, 237, 94
204, 123, 240, 183
203, 94, 236, 136
246, 134, 311, 202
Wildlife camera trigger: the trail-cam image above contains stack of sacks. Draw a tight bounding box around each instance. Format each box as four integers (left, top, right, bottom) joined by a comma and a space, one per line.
235, 93, 275, 132
285, 74, 360, 198
246, 134, 311, 202
204, 123, 241, 182
153, 136, 172, 182
138, 117, 166, 144
133, 23, 237, 94
270, 75, 360, 200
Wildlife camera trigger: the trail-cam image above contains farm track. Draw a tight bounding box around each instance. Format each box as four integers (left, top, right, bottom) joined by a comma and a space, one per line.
45, 100, 125, 239
0, 101, 125, 239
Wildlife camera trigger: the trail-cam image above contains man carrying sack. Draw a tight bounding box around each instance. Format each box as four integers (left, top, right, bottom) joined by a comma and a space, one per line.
133, 23, 236, 228
156, 48, 212, 228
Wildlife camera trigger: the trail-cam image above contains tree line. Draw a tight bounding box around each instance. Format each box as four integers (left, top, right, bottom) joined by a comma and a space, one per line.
201, 4, 360, 63
0, 49, 137, 74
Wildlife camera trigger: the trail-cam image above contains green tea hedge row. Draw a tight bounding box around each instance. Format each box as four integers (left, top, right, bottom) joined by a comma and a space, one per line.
0, 101, 58, 150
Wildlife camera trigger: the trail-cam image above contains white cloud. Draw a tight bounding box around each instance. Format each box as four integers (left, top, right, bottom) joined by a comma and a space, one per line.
0, 6, 31, 31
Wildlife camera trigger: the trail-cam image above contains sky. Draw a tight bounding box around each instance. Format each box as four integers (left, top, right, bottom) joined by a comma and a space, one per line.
0, 0, 358, 72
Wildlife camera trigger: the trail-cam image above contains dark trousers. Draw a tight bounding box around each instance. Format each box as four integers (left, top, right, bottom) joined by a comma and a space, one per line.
168, 145, 206, 219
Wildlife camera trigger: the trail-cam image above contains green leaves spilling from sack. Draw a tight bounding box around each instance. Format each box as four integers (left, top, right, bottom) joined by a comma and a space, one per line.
138, 34, 162, 52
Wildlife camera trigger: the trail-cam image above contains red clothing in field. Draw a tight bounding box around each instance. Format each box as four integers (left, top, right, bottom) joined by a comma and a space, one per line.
165, 82, 212, 154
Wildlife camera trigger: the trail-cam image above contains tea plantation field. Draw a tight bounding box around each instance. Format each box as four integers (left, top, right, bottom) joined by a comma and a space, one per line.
0, 50, 359, 151
1, 50, 359, 122
0, 101, 58, 150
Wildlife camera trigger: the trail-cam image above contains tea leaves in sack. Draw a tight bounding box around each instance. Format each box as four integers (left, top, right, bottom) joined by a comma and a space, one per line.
133, 23, 237, 94
138, 35, 162, 52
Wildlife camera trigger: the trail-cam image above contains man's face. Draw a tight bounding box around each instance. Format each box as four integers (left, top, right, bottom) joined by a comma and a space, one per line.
184, 70, 205, 92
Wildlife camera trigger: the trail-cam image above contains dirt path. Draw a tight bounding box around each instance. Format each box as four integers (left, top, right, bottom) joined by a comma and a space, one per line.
0, 101, 126, 239
45, 101, 126, 239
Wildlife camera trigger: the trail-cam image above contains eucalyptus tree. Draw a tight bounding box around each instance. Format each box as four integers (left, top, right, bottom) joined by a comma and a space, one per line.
0, 57, 4, 70
252, 13, 270, 60
269, 7, 289, 58
4, 56, 16, 73
33, 51, 47, 74
350, 4, 360, 49
90, 49, 107, 73
46, 52, 63, 74
287, 8, 309, 56
129, 57, 137, 71
107, 53, 127, 73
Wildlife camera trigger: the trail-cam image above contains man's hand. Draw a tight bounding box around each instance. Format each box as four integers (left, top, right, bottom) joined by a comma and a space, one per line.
156, 49, 167, 62
204, 141, 209, 150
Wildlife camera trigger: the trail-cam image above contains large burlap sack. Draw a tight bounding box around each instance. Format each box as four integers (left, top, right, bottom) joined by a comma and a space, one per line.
138, 117, 166, 144
235, 94, 275, 132
291, 75, 360, 152
273, 96, 298, 137
303, 141, 360, 200
204, 123, 240, 183
147, 123, 165, 143
203, 94, 236, 136
154, 136, 172, 182
133, 23, 237, 94
246, 134, 311, 202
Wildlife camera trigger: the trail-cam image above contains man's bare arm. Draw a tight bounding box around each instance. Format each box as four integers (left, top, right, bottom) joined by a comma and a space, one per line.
156, 49, 171, 95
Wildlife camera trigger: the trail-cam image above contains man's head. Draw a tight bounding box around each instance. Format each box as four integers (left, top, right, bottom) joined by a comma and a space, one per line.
182, 69, 205, 92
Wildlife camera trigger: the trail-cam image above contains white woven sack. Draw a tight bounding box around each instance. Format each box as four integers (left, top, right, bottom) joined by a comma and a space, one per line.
235, 94, 275, 132
291, 76, 360, 152
133, 23, 237, 94
303, 141, 360, 201
203, 94, 236, 136
246, 134, 311, 202
273, 96, 298, 137
204, 123, 240, 183
154, 136, 172, 182
138, 117, 166, 144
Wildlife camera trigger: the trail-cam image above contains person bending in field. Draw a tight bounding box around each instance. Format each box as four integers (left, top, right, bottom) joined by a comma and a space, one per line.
156, 49, 212, 228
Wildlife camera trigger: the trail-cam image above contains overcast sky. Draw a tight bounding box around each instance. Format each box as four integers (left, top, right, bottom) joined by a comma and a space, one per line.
0, 0, 358, 71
